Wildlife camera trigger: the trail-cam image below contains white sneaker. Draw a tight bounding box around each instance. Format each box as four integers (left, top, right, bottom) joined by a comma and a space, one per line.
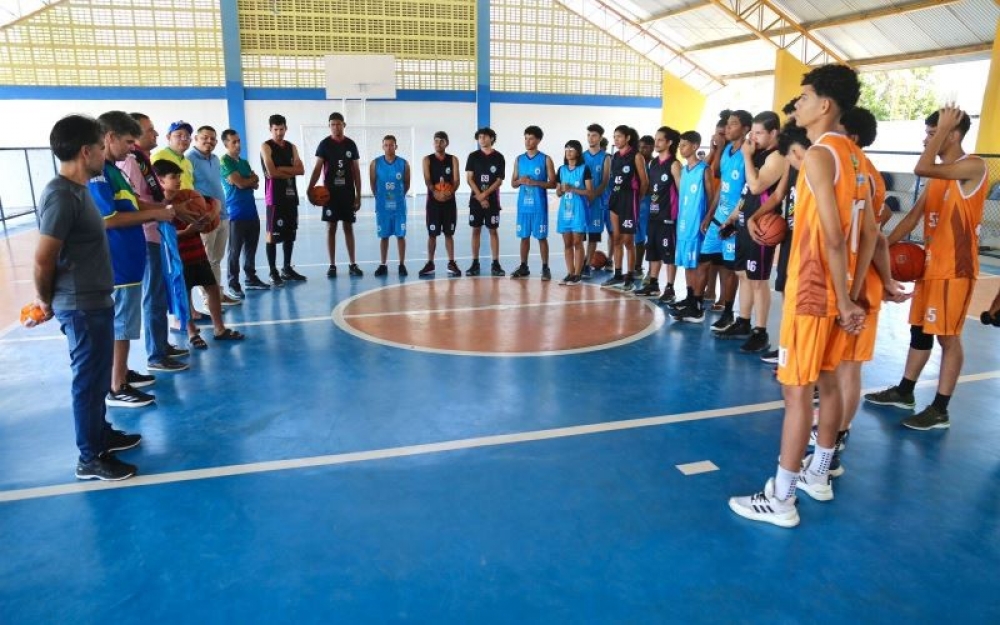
803, 453, 845, 479
796, 467, 834, 501
728, 478, 800, 528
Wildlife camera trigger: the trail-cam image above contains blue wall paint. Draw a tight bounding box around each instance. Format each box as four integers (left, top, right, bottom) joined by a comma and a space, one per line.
220, 0, 247, 151
476, 0, 490, 128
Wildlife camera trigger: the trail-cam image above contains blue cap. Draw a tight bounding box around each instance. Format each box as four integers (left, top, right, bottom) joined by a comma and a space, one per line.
167, 120, 193, 135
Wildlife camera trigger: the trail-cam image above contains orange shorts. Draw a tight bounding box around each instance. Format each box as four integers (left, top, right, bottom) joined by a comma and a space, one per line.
834, 310, 880, 362
908, 278, 975, 336
777, 314, 838, 386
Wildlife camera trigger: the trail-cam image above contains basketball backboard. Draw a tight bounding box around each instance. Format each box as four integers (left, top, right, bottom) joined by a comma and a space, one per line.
324, 54, 396, 100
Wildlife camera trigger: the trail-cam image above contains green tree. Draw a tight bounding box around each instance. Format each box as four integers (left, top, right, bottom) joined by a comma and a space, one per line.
859, 68, 938, 121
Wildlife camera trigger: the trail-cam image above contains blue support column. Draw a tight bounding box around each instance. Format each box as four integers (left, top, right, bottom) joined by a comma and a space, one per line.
220, 0, 247, 153
476, 0, 490, 129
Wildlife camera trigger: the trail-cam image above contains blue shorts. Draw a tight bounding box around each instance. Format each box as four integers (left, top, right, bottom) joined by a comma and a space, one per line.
113, 284, 142, 341
586, 201, 604, 234
376, 210, 406, 239
675, 235, 703, 269
722, 235, 737, 262
556, 198, 587, 234
516, 211, 548, 240
635, 199, 651, 245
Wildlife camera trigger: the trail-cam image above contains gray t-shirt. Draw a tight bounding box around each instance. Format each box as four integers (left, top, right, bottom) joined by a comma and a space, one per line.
38, 176, 114, 311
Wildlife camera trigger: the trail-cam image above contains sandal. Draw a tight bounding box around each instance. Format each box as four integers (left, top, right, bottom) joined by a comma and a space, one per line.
189, 334, 208, 350
213, 328, 245, 341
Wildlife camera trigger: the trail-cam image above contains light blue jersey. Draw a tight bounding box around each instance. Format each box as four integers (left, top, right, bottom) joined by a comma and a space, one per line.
676, 160, 709, 269
556, 164, 589, 234
705, 143, 746, 260
516, 152, 549, 215
374, 155, 407, 238
583, 149, 609, 234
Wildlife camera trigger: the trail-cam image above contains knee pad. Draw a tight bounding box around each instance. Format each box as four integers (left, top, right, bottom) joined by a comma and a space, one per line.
910, 325, 934, 350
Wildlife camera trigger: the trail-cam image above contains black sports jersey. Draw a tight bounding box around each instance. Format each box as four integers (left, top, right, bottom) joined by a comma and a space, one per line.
465, 149, 505, 210
647, 155, 678, 221
427, 152, 457, 209
262, 139, 299, 207
737, 148, 779, 223
315, 136, 360, 197
609, 147, 639, 198
784, 166, 799, 231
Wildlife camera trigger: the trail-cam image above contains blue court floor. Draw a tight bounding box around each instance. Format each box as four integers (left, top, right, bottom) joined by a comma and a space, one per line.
1, 196, 999, 623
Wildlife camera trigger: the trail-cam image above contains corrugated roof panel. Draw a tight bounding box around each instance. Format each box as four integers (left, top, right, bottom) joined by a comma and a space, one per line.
904, 8, 979, 47
948, 0, 1000, 38
687, 39, 777, 76
816, 23, 902, 60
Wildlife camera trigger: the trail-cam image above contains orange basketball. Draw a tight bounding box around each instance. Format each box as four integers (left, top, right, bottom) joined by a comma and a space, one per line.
433, 181, 454, 194
889, 241, 926, 282
753, 211, 788, 247
591, 250, 608, 269
172, 189, 215, 233
20, 303, 47, 327
308, 186, 330, 207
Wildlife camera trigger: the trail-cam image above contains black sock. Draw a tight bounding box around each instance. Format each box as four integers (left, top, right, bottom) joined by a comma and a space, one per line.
686, 286, 694, 298
614, 270, 622, 278
724, 301, 734, 313
694, 296, 704, 309
932, 393, 951, 411
283, 242, 294, 268
754, 326, 767, 334
266, 243, 277, 272
898, 377, 917, 395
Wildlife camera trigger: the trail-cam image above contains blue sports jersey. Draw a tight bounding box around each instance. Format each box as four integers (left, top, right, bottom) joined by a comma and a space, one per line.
583, 149, 609, 210
374, 155, 407, 213
89, 161, 147, 286
678, 160, 708, 242
716, 143, 746, 216
556, 163, 589, 234
516, 152, 549, 214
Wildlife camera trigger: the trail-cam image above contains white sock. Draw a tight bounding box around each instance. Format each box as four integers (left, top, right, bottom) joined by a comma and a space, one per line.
774, 466, 798, 501
808, 445, 835, 476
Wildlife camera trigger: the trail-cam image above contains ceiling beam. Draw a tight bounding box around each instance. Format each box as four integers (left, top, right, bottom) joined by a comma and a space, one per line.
683, 0, 959, 54
705, 0, 845, 65
639, 1, 711, 25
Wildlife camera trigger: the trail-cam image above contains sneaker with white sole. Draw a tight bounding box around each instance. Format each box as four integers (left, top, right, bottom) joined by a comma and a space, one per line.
106, 429, 142, 452
728, 478, 800, 528
75, 452, 136, 481
795, 468, 834, 501
106, 384, 155, 408
147, 358, 189, 373
863, 385, 916, 409
901, 405, 950, 431
125, 370, 155, 388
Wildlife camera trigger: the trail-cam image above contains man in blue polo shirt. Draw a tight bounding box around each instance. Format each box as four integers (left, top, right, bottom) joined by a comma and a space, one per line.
187, 125, 240, 307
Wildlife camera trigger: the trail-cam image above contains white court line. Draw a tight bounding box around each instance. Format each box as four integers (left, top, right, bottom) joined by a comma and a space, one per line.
342, 296, 643, 320
676, 461, 719, 476
2, 369, 997, 504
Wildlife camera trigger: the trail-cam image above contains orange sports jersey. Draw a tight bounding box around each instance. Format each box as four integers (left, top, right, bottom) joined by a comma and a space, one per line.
921, 156, 987, 280
785, 132, 870, 317
866, 155, 886, 218
860, 157, 885, 313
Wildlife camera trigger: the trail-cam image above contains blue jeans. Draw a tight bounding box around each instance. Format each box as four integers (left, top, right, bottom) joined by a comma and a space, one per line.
143, 242, 169, 364
56, 307, 115, 463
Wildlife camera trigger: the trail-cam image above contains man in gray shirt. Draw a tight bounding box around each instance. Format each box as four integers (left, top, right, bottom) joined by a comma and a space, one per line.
33, 115, 142, 481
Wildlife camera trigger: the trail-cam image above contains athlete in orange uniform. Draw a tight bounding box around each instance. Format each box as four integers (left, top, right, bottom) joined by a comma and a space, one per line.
729, 64, 878, 528
865, 105, 987, 431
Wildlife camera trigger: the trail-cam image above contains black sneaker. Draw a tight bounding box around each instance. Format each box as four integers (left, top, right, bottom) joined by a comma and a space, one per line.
245, 275, 271, 290
106, 429, 142, 452
717, 318, 752, 340
326, 265, 337, 279
271, 270, 285, 287
147, 357, 189, 373
491, 261, 506, 277
581, 266, 593, 279
603, 258, 614, 271
559, 274, 572, 285
511, 264, 530, 278
566, 275, 582, 286
399, 264, 408, 277
863, 385, 915, 409
374, 264, 388, 277
466, 260, 481, 276
418, 261, 435, 277
662, 285, 676, 304
227, 284, 245, 300
76, 452, 136, 481
126, 370, 155, 389
672, 303, 705, 323
541, 266, 552, 281
349, 264, 364, 277
281, 266, 307, 281
633, 281, 661, 297
665, 294, 689, 309
901, 405, 950, 430
621, 277, 635, 292
740, 329, 771, 353
447, 261, 461, 277
760, 349, 780, 365
166, 344, 190, 358
711, 311, 735, 333
106, 384, 155, 408
601, 275, 625, 289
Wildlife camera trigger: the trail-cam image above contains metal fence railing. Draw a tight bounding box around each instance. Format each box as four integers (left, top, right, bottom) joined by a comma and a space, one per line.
0, 147, 58, 235
867, 151, 1000, 252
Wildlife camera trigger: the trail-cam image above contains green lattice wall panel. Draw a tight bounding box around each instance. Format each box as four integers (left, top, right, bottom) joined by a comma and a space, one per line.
0, 0, 224, 87
491, 0, 660, 97
239, 0, 476, 90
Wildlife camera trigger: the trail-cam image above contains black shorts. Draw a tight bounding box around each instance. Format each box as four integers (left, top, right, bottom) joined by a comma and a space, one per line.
701, 252, 724, 267
646, 219, 676, 264
266, 204, 298, 243
183, 259, 216, 290
321, 200, 356, 224
469, 207, 500, 230
586, 232, 602, 243
609, 192, 638, 234
774, 228, 793, 292
735, 228, 777, 280
426, 200, 457, 237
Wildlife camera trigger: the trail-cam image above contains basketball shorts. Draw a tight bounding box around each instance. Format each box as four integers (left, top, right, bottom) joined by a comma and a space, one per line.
635, 199, 651, 245
266, 204, 298, 243
675, 234, 703, 270
908, 277, 975, 336
426, 200, 457, 237
469, 206, 500, 230
586, 200, 605, 235
645, 219, 676, 264
183, 259, 217, 290
604, 208, 613, 237
834, 310, 880, 363
557, 201, 587, 235
516, 211, 549, 240
609, 192, 638, 235
701, 221, 723, 255
376, 210, 406, 239
321, 200, 356, 224
735, 229, 777, 280
777, 312, 839, 387
700, 252, 724, 267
